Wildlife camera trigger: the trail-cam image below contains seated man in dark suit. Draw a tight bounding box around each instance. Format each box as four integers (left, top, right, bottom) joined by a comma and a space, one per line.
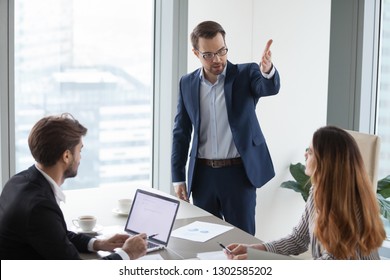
0, 113, 147, 260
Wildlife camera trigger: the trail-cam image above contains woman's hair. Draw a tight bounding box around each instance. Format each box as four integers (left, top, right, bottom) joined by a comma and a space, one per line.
28, 113, 87, 167
190, 20, 226, 50
311, 126, 385, 259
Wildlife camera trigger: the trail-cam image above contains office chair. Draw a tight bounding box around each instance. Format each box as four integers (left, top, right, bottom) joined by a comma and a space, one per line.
345, 129, 381, 191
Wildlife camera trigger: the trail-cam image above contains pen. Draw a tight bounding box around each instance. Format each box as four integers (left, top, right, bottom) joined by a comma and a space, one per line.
217, 242, 233, 254
148, 233, 158, 239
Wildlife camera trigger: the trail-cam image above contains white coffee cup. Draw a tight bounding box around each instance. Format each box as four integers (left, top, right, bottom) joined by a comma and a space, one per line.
118, 198, 132, 214
72, 215, 97, 231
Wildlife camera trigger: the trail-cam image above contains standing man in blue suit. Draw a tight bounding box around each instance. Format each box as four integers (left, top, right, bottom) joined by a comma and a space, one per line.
171, 21, 280, 235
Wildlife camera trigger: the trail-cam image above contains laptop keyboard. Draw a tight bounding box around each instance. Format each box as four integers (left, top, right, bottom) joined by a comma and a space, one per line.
147, 242, 159, 249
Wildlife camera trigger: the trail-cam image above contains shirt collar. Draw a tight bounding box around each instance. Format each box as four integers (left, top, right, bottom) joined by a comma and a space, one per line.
199, 64, 227, 82
35, 164, 66, 205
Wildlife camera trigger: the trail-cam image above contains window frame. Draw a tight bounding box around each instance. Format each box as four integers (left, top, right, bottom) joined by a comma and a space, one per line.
327, 0, 381, 134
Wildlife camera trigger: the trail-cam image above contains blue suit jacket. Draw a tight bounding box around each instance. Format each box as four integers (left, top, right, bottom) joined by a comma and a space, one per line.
172, 61, 281, 196
0, 165, 122, 259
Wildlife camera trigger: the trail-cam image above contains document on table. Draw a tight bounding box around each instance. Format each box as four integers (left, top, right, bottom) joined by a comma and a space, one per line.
171, 221, 233, 242
197, 251, 227, 260
138, 254, 164, 260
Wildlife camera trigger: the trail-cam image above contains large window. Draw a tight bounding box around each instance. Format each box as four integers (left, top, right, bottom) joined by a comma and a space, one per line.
377, 0, 390, 239
377, 0, 390, 180
14, 0, 154, 189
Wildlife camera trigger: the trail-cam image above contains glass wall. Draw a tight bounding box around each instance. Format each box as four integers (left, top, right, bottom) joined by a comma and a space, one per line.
377, 0, 390, 179
377, 0, 390, 239
14, 0, 154, 189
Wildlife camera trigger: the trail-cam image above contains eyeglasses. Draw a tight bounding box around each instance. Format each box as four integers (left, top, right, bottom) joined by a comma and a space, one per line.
196, 47, 228, 61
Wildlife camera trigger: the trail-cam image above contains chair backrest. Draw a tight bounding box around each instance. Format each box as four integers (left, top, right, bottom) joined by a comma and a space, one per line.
345, 130, 380, 191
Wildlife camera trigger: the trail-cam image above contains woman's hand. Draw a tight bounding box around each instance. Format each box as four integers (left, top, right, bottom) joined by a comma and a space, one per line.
224, 243, 249, 260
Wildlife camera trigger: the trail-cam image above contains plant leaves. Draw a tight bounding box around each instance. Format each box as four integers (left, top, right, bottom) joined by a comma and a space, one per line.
377, 175, 390, 199
280, 180, 301, 191
377, 193, 390, 222
280, 180, 309, 202
289, 163, 311, 186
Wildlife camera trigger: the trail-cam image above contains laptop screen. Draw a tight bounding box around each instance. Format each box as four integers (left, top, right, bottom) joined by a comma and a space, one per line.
124, 189, 180, 245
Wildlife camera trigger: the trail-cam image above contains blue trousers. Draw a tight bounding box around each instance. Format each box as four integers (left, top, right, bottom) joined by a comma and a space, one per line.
191, 163, 256, 235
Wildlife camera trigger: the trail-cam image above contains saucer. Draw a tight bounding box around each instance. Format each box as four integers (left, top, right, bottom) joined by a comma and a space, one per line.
112, 208, 129, 216
74, 224, 103, 234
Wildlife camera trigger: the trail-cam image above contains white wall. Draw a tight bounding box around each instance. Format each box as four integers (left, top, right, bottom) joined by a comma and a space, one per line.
188, 0, 331, 241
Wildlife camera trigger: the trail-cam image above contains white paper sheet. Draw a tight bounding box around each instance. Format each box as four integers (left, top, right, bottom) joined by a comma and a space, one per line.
197, 251, 228, 260
138, 254, 164, 260
171, 221, 233, 242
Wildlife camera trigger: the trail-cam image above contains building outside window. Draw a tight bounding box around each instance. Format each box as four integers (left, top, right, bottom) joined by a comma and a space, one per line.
14, 0, 154, 190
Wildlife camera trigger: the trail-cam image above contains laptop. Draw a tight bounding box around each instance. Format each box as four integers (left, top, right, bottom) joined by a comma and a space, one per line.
124, 189, 180, 253
247, 247, 298, 260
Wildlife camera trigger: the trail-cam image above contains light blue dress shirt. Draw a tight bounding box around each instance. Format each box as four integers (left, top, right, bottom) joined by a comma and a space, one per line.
198, 67, 239, 159
197, 65, 275, 160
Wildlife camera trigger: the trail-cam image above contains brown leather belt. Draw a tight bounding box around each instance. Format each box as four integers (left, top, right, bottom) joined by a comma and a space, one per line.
197, 157, 243, 168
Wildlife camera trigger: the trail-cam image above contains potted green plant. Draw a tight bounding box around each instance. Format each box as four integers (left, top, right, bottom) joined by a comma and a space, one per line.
280, 163, 390, 222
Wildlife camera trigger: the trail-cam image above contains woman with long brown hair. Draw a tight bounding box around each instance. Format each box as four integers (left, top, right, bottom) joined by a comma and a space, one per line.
226, 126, 386, 259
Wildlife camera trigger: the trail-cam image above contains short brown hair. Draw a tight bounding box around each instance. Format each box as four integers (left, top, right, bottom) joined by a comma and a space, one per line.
28, 113, 87, 167
190, 21, 226, 49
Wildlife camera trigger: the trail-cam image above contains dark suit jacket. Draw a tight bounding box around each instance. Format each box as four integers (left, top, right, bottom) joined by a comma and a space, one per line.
171, 61, 280, 195
0, 165, 121, 260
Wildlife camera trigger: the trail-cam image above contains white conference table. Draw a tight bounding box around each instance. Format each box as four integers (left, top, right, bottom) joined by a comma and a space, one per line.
61, 185, 210, 225
61, 185, 263, 260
